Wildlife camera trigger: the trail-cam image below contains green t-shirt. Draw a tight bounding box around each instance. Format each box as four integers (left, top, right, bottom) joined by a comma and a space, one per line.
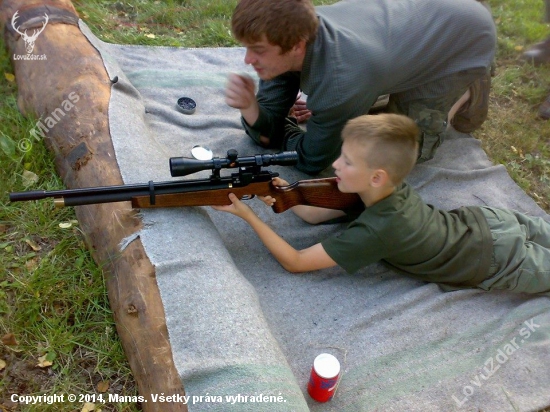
321, 182, 493, 287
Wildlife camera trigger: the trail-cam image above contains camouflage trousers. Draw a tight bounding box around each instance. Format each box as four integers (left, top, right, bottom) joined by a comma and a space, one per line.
387, 67, 489, 163
478, 207, 550, 295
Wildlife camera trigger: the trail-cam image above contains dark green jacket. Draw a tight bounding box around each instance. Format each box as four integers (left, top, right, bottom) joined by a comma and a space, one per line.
244, 0, 496, 173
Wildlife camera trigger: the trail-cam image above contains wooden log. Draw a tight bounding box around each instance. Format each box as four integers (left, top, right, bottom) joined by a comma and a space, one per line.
0, 1, 187, 410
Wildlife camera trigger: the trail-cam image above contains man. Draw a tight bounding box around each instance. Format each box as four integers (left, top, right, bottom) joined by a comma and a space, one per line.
225, 0, 496, 174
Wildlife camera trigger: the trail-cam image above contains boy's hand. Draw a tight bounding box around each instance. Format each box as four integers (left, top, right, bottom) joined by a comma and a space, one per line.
258, 195, 276, 207
271, 177, 290, 187
258, 177, 290, 207
212, 193, 255, 220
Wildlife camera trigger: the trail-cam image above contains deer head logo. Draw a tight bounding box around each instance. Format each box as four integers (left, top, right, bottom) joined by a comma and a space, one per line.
12, 10, 49, 54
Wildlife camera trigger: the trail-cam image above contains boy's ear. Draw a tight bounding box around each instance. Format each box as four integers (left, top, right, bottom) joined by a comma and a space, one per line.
370, 169, 390, 187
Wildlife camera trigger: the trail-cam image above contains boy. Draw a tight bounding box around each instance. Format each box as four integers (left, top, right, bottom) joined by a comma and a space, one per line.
213, 113, 550, 293
225, 0, 495, 173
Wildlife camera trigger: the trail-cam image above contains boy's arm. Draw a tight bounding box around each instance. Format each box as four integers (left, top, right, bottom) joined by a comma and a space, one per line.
212, 193, 338, 273
290, 205, 346, 225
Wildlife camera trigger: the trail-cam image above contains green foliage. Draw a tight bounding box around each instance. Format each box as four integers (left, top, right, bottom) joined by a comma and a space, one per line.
481, 0, 550, 209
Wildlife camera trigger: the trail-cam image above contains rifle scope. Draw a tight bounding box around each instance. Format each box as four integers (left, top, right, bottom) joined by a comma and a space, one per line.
169, 149, 298, 177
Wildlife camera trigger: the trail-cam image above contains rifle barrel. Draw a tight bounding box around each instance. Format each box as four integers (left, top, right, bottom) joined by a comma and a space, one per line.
10, 172, 275, 207
9, 190, 50, 202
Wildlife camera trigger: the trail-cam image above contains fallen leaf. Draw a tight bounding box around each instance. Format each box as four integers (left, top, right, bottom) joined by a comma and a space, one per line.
514, 45, 523, 51
36, 351, 56, 368
59, 222, 73, 229
0, 133, 16, 158
2, 333, 18, 346
36, 355, 53, 368
81, 402, 95, 412
53, 301, 65, 314
0, 359, 6, 371
25, 257, 40, 271
511, 145, 517, 153
145, 33, 156, 39
22, 170, 39, 186
97, 380, 109, 393
25, 238, 42, 251
4, 72, 15, 82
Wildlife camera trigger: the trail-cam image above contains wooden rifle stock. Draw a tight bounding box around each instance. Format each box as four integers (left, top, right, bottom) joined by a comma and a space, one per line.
131, 178, 361, 213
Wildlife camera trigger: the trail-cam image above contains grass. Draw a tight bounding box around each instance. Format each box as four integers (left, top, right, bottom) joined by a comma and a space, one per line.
0, 0, 549, 411
483, 0, 550, 209
0, 55, 137, 410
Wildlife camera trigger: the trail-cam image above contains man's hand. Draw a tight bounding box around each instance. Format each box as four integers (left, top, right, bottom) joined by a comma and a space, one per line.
290, 93, 312, 123
225, 73, 260, 125
226, 73, 270, 145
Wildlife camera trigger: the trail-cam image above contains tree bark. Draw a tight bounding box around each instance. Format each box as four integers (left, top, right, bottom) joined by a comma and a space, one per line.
0, 1, 187, 410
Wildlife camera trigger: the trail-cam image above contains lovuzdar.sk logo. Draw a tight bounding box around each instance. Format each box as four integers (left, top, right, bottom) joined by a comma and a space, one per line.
11, 10, 48, 60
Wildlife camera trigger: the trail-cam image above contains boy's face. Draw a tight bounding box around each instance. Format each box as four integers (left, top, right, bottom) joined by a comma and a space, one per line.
241, 36, 303, 80
332, 140, 376, 194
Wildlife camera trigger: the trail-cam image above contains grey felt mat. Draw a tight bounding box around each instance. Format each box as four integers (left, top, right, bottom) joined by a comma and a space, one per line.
80, 21, 550, 412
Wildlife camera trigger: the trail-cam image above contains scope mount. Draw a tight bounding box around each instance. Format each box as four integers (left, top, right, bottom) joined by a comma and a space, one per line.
211, 149, 239, 179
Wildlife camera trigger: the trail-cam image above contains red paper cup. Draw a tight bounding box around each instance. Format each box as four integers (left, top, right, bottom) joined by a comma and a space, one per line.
307, 353, 341, 402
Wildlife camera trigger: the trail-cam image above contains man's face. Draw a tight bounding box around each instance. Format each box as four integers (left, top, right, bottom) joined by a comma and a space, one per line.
241, 36, 300, 80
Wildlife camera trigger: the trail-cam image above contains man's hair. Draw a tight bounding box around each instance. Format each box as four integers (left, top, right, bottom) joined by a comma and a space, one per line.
232, 0, 319, 53
342, 114, 420, 185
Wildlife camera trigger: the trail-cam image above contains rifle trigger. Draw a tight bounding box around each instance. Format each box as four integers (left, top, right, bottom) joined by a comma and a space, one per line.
148, 180, 156, 205
241, 194, 254, 200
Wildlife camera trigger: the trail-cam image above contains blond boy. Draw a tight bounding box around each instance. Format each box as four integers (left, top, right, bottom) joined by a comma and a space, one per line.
214, 114, 550, 293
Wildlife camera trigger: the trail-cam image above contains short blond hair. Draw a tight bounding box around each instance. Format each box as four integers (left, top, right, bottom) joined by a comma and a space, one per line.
232, 0, 318, 53
342, 114, 419, 185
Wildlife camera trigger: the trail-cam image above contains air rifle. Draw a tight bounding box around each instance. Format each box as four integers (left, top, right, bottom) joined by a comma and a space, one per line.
9, 149, 362, 213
